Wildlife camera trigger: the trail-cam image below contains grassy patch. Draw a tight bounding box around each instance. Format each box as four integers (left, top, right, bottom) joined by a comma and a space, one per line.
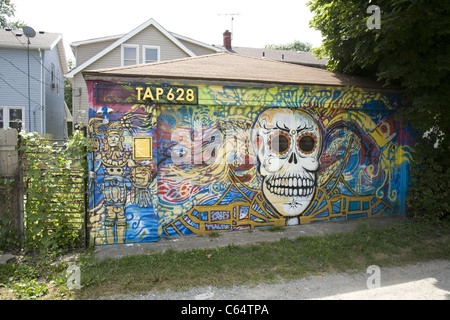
262, 225, 285, 232
1, 219, 449, 300
75, 220, 450, 299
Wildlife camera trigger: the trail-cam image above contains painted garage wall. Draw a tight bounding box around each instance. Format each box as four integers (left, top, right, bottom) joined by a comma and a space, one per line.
86, 80, 414, 246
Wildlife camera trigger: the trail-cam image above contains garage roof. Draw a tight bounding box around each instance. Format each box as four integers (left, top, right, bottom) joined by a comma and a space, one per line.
83, 52, 394, 90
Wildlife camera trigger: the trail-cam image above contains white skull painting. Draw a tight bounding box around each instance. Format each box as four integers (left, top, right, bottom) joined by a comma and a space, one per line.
251, 108, 322, 219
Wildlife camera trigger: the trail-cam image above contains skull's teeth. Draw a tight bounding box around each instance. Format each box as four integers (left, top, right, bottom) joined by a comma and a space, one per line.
266, 177, 315, 197
269, 177, 314, 188
267, 177, 314, 188
268, 186, 314, 197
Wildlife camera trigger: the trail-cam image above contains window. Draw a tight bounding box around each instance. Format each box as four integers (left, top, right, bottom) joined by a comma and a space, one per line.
143, 46, 160, 63
0, 107, 24, 129
51, 64, 56, 89
121, 44, 139, 66
56, 69, 60, 94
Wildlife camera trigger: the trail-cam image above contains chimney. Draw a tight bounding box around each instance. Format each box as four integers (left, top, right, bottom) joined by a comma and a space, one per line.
223, 30, 232, 50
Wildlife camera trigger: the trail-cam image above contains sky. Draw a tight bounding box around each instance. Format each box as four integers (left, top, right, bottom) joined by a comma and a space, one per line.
11, 0, 323, 62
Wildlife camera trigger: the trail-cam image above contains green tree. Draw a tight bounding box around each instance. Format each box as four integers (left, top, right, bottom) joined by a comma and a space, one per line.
265, 40, 313, 52
308, 0, 450, 222
0, 0, 25, 29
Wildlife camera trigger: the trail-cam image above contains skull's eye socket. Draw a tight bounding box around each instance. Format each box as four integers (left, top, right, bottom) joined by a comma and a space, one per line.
297, 134, 317, 154
269, 131, 290, 155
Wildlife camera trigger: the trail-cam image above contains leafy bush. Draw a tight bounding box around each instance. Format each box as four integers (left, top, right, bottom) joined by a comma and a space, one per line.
308, 0, 450, 223
19, 129, 89, 255
406, 140, 450, 222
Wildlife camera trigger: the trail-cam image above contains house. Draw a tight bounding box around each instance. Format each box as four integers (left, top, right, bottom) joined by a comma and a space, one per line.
82, 53, 413, 245
66, 19, 328, 129
0, 28, 69, 139
65, 18, 222, 127
220, 30, 327, 68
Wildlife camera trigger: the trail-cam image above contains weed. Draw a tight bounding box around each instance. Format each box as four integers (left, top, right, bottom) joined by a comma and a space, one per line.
209, 231, 220, 238
12, 279, 48, 299
263, 226, 285, 232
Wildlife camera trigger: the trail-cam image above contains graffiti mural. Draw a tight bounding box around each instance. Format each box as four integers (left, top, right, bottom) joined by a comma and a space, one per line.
88, 99, 160, 245
87, 81, 414, 245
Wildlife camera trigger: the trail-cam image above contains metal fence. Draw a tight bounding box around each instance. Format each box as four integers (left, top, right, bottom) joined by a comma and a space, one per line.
20, 136, 89, 249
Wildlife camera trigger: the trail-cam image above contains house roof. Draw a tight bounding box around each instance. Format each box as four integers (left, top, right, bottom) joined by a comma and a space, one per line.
71, 32, 221, 53
66, 18, 221, 79
83, 52, 393, 90
170, 32, 222, 54
0, 28, 61, 50
0, 29, 68, 74
222, 46, 327, 68
70, 34, 124, 48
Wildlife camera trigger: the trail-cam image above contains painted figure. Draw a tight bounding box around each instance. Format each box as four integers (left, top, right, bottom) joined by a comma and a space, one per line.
251, 108, 323, 223
90, 121, 135, 243
89, 110, 158, 245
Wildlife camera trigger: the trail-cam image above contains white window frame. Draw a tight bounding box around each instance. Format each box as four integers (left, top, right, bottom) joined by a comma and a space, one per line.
143, 45, 160, 64
0, 106, 25, 129
121, 44, 139, 66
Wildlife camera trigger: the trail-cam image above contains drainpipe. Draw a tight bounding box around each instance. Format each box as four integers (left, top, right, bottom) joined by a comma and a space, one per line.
39, 48, 44, 134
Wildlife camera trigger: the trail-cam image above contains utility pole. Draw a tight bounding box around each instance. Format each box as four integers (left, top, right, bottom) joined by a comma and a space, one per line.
23, 27, 36, 133
7, 26, 37, 132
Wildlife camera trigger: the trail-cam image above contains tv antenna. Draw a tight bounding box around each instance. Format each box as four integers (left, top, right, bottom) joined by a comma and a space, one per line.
218, 13, 241, 39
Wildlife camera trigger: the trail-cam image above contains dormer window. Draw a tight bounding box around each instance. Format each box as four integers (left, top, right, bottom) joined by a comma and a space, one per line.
121, 44, 139, 66
143, 46, 160, 63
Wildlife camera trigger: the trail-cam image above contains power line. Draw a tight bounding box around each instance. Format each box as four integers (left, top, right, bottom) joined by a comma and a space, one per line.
0, 74, 43, 108
0, 72, 42, 97
7, 29, 66, 83
2, 28, 68, 134
2, 28, 67, 97
0, 54, 45, 85
0, 54, 66, 105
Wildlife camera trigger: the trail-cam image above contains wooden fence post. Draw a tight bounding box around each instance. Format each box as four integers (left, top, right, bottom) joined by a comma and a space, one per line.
0, 129, 23, 237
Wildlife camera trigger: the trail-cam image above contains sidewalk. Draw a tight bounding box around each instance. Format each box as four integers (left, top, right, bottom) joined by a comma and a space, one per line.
94, 215, 408, 260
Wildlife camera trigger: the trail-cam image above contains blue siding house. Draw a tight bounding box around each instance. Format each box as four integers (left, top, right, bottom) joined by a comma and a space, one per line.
0, 28, 69, 139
